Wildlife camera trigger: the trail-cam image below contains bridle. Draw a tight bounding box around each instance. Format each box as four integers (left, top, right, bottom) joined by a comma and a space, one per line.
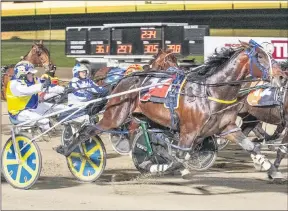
244, 40, 275, 81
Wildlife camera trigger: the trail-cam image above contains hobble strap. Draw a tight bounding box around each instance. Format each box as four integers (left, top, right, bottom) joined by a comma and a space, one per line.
215, 127, 241, 137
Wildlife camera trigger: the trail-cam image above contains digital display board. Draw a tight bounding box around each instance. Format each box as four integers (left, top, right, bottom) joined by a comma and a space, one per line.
65, 24, 209, 57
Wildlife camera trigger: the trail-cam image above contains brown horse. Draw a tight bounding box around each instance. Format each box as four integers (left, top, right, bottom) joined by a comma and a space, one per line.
235, 60, 288, 171
1, 40, 53, 101
56, 40, 286, 182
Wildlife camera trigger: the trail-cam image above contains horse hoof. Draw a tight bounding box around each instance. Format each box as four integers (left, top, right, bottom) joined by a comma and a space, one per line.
268, 171, 286, 184
271, 177, 287, 184
180, 169, 195, 180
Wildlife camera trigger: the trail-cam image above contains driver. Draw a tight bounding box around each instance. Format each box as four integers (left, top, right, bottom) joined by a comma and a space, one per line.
63, 63, 108, 123
6, 61, 66, 132
68, 63, 108, 105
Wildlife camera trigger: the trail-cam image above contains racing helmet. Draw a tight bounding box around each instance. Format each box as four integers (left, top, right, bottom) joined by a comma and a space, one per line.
13, 61, 37, 79
72, 63, 90, 78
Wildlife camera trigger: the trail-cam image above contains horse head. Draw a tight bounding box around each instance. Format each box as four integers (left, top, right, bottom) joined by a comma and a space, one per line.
149, 49, 179, 71
236, 40, 286, 86
22, 40, 54, 72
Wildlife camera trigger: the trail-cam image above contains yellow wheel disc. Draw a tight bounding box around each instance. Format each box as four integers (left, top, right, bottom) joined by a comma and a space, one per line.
1, 135, 41, 189
66, 136, 106, 182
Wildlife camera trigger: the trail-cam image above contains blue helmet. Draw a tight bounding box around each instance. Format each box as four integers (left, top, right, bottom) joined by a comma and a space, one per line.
13, 61, 37, 79
72, 63, 90, 78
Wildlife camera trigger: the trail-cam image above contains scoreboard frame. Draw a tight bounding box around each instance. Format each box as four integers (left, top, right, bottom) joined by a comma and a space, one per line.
65, 23, 209, 58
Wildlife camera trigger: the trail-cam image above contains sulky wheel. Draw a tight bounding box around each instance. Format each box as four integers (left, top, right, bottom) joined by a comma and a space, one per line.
109, 122, 133, 156
1, 134, 42, 189
187, 136, 218, 171
66, 135, 106, 182
131, 131, 169, 173
109, 133, 131, 156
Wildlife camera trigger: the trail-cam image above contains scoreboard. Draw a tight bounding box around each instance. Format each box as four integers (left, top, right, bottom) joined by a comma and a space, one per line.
65, 23, 209, 57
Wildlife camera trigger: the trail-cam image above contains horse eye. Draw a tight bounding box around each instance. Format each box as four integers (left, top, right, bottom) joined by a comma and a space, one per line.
258, 54, 263, 59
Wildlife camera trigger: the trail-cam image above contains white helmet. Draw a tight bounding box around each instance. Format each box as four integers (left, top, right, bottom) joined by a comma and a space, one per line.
14, 61, 37, 79
72, 63, 90, 78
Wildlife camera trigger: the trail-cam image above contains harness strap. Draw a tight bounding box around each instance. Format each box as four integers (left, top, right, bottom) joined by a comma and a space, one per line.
215, 127, 242, 137
207, 96, 237, 104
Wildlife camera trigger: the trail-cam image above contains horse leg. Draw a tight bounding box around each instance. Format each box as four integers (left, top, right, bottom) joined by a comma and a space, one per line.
176, 130, 200, 179
240, 114, 263, 139
274, 128, 288, 170
1, 79, 7, 101
223, 123, 284, 182
269, 124, 285, 141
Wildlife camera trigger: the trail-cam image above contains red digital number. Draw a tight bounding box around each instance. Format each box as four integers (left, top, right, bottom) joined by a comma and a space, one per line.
117, 44, 132, 54
166, 44, 181, 53
95, 44, 110, 54
141, 30, 157, 40
144, 44, 159, 54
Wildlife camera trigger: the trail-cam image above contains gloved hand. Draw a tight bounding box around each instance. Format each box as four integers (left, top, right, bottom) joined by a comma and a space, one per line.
42, 78, 51, 90
38, 92, 46, 102
52, 65, 57, 71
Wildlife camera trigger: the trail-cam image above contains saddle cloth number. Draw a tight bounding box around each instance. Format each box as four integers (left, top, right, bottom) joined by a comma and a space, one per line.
140, 77, 172, 101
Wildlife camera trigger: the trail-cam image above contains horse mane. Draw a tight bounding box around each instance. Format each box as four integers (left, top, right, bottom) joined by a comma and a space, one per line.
186, 47, 243, 81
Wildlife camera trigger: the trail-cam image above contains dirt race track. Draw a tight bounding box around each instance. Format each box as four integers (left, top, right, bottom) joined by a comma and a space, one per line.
1, 101, 288, 210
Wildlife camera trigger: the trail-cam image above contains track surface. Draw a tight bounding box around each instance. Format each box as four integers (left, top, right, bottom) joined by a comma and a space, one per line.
1, 101, 288, 210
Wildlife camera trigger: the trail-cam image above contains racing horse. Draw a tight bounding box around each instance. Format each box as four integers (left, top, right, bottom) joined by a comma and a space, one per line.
1, 40, 53, 100
55, 40, 286, 182
235, 59, 288, 171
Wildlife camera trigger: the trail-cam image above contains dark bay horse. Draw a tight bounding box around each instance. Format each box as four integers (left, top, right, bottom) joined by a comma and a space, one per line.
1, 40, 53, 101
236, 60, 288, 171
56, 40, 286, 182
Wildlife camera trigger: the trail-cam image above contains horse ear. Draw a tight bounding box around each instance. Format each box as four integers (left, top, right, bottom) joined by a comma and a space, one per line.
166, 49, 173, 54
39, 40, 43, 44
239, 40, 249, 48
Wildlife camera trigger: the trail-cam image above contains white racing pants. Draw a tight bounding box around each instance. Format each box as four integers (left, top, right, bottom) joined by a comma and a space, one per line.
16, 102, 67, 131
66, 101, 91, 124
